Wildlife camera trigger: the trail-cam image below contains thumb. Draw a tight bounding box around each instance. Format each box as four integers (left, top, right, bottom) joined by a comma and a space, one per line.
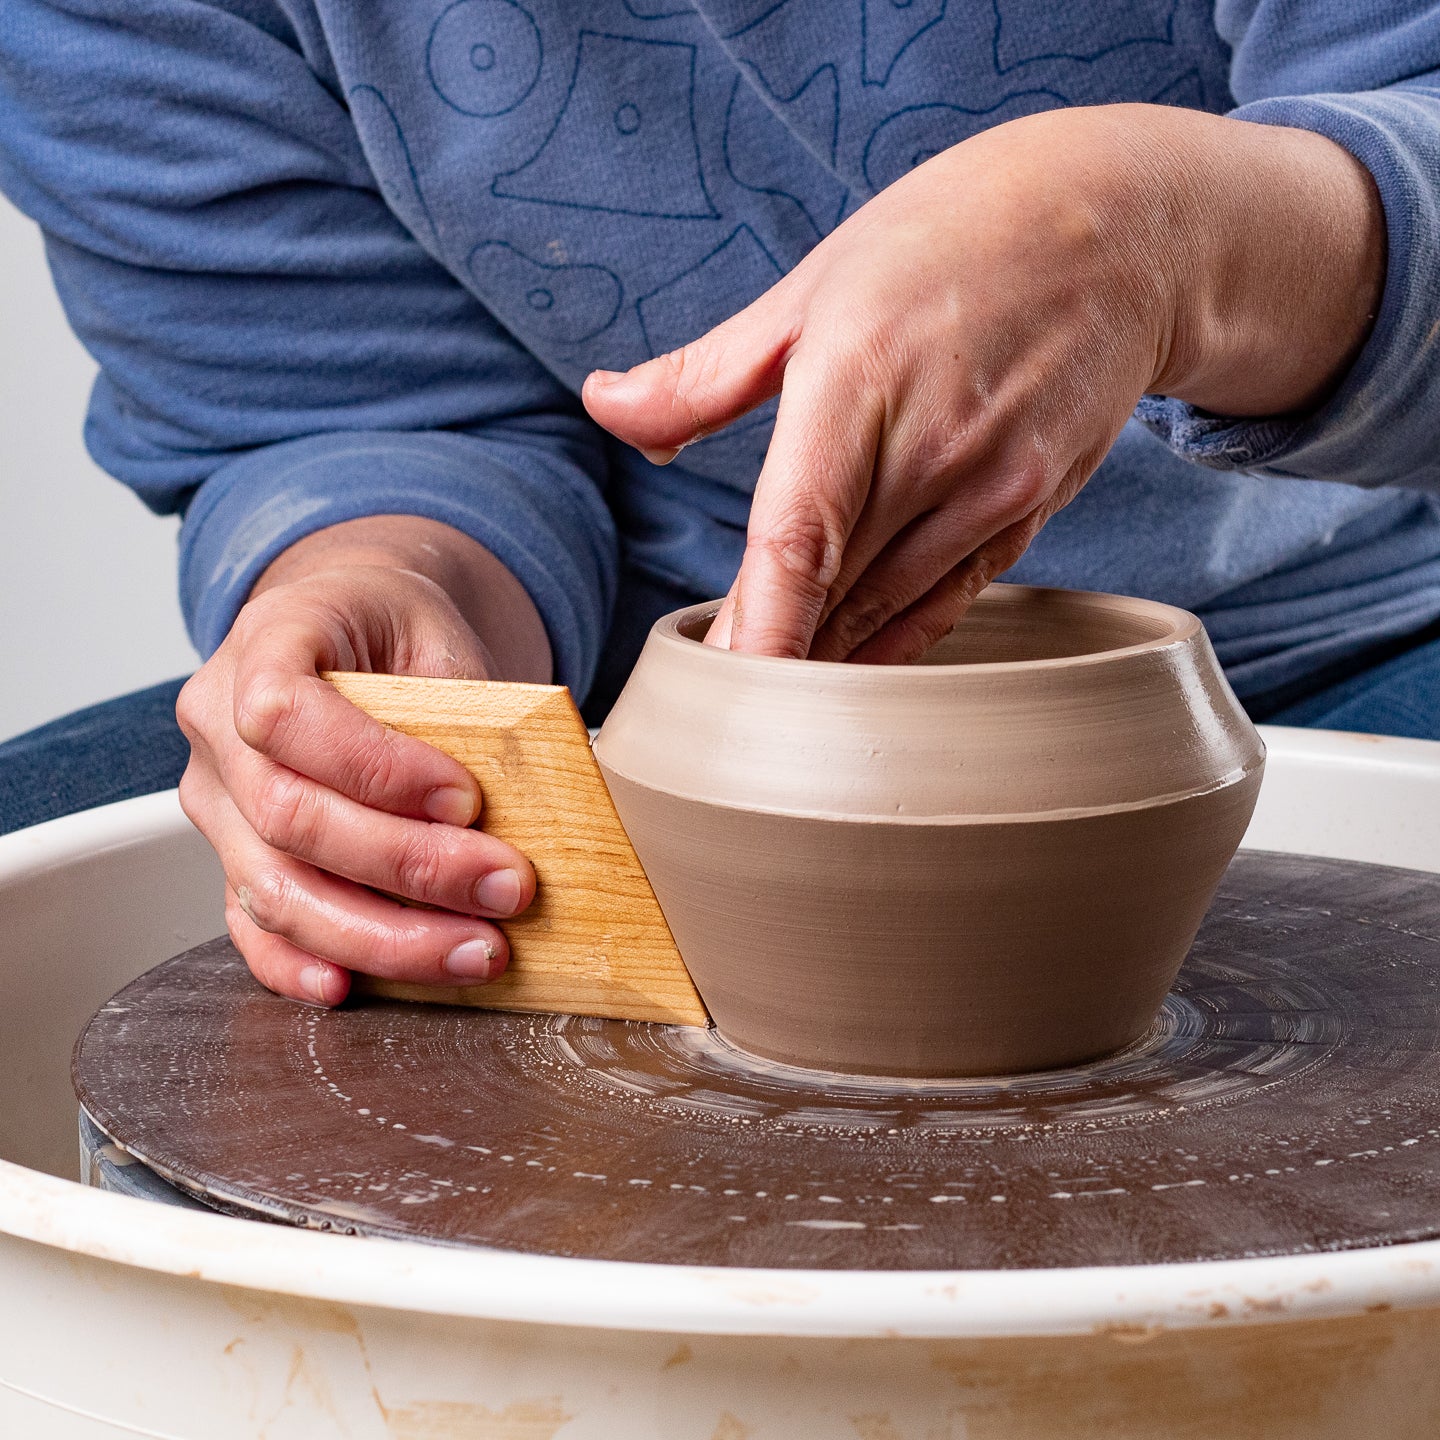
582, 287, 798, 464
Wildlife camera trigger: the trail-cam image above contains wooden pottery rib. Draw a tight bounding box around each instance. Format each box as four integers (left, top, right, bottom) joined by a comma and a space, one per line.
325, 672, 707, 1026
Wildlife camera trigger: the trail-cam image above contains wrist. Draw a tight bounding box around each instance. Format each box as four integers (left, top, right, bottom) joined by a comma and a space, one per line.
253, 516, 552, 684
1126, 106, 1385, 416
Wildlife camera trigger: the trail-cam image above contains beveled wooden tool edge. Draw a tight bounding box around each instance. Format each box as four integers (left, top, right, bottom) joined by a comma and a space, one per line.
324, 671, 709, 1027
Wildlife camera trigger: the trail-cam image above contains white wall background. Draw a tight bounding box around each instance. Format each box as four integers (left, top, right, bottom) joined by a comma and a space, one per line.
0, 196, 197, 742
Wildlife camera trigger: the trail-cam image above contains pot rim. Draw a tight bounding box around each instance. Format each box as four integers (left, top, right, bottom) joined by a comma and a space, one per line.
654, 583, 1202, 677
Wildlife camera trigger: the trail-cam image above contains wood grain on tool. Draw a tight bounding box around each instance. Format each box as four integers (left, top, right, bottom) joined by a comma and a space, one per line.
325, 672, 708, 1026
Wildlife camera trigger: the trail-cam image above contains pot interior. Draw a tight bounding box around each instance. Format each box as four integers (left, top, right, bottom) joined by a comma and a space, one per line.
674, 588, 1178, 666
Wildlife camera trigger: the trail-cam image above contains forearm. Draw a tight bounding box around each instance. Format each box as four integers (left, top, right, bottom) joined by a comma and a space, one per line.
1105, 104, 1386, 417
252, 515, 553, 684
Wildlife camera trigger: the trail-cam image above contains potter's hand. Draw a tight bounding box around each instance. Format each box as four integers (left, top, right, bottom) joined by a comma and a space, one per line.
176, 516, 551, 1006
584, 104, 1382, 662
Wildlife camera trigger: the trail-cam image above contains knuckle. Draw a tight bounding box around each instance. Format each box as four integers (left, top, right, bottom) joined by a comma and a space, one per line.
949, 550, 1013, 621
177, 766, 204, 824
913, 415, 981, 483
882, 590, 967, 664
174, 675, 206, 738
240, 865, 294, 933
990, 457, 1053, 525
661, 344, 716, 437
366, 921, 416, 980
925, 578, 973, 638
905, 605, 964, 659
661, 342, 699, 391
340, 722, 402, 803
978, 527, 1032, 580
251, 766, 314, 853
235, 672, 303, 754
828, 589, 901, 654
757, 503, 845, 593
390, 829, 448, 901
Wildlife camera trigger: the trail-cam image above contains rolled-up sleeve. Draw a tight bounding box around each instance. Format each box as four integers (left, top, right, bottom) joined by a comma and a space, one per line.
0, 0, 617, 695
1136, 1, 1440, 493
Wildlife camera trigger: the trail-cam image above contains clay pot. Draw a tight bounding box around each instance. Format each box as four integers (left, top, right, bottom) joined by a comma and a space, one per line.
592, 584, 1264, 1078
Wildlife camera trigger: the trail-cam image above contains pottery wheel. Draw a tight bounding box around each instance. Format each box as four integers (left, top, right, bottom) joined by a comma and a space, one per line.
74, 852, 1440, 1270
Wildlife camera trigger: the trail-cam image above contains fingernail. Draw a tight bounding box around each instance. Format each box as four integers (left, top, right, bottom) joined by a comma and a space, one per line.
445, 936, 499, 980
587, 368, 624, 388
474, 868, 523, 916
641, 446, 681, 466
299, 963, 333, 1006
424, 784, 477, 826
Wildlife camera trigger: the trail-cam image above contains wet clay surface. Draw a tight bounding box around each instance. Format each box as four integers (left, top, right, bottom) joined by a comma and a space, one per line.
593, 587, 1265, 1074
601, 769, 1260, 1075
75, 852, 1440, 1270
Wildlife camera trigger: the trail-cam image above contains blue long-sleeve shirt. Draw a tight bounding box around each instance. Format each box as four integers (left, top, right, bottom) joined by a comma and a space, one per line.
3, 0, 1439, 707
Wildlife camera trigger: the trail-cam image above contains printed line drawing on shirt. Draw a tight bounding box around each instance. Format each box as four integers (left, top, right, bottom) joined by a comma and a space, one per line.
863, 91, 1069, 191
722, 75, 847, 241
862, 0, 946, 89
622, 0, 695, 20
744, 58, 844, 176
467, 240, 624, 343
493, 31, 720, 219
716, 0, 799, 41
349, 85, 440, 246
427, 0, 544, 118
1149, 68, 1205, 109
990, 0, 1176, 74
636, 223, 783, 358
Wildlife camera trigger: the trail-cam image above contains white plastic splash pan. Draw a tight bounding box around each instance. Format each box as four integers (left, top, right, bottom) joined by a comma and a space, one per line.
3, 726, 1440, 1438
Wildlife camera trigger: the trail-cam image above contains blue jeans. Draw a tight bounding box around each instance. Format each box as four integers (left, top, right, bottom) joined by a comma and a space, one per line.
0, 677, 192, 835
1256, 629, 1440, 735
2, 633, 1439, 837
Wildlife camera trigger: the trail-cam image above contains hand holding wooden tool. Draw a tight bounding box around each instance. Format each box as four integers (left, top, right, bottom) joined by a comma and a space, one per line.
324, 672, 707, 1026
